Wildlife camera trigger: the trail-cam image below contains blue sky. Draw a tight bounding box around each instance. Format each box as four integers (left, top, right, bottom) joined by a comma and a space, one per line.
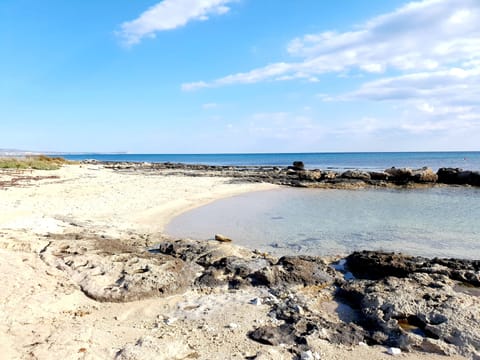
1, 0, 479, 153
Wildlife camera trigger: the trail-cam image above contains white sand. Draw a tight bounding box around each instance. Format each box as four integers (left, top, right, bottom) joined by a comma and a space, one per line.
0, 165, 467, 359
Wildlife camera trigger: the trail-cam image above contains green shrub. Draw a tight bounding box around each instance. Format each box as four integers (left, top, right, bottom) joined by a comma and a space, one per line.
0, 155, 73, 170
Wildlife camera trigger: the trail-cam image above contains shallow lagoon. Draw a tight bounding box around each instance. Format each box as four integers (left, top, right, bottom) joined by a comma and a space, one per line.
166, 187, 480, 259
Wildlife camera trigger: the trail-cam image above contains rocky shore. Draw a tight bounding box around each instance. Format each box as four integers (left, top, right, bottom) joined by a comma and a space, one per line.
39, 232, 480, 359
92, 160, 480, 188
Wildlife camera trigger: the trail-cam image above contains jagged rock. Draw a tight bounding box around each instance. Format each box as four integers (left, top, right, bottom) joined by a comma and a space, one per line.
412, 167, 438, 183
346, 251, 480, 286
249, 256, 333, 287
338, 252, 480, 359
248, 324, 298, 345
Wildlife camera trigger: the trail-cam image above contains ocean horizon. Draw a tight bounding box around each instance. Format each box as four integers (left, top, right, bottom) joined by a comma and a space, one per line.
62, 151, 480, 172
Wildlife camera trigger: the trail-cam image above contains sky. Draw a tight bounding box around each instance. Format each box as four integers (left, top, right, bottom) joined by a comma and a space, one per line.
1, 0, 479, 153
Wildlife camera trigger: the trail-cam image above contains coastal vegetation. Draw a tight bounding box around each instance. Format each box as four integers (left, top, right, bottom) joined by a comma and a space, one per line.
0, 155, 71, 170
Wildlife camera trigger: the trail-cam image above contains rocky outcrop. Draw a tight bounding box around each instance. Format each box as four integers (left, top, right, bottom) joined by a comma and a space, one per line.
437, 168, 480, 186
339, 251, 480, 358
39, 232, 480, 358
98, 161, 480, 188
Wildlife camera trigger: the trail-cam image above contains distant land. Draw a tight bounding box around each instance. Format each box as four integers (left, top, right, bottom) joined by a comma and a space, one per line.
0, 149, 127, 156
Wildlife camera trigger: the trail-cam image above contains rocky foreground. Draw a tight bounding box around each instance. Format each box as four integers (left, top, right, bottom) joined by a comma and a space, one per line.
39, 231, 480, 359
94, 160, 480, 189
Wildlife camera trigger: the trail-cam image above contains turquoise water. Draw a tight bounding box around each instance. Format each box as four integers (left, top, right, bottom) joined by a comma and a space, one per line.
166, 187, 480, 259
62, 152, 480, 171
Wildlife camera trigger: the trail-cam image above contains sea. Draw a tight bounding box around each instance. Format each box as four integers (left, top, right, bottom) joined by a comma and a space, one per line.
62, 152, 480, 259
61, 151, 480, 172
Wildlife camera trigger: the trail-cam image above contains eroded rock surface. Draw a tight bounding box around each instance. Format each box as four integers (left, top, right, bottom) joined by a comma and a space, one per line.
40, 234, 200, 302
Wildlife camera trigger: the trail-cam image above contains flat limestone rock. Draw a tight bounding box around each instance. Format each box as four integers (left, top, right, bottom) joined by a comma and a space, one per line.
41, 236, 200, 302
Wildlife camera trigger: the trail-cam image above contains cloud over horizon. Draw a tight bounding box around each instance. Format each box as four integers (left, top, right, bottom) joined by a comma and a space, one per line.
119, 0, 235, 46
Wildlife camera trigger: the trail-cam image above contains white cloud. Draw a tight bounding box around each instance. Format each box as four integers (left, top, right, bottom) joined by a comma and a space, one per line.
119, 0, 235, 45
182, 0, 480, 88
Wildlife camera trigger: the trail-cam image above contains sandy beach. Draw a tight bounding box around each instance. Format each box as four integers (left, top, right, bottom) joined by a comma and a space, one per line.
0, 164, 473, 359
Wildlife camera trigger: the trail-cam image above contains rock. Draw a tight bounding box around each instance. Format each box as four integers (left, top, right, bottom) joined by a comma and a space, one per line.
164, 317, 177, 326
249, 255, 334, 288
437, 168, 463, 184
299, 170, 322, 181
387, 347, 401, 355
384, 167, 413, 184
215, 234, 232, 242
300, 350, 320, 360
248, 324, 297, 346
227, 322, 239, 330
250, 297, 262, 306
341, 170, 371, 181
323, 171, 337, 180
292, 161, 305, 170
41, 238, 199, 302
411, 167, 438, 183
369, 171, 389, 181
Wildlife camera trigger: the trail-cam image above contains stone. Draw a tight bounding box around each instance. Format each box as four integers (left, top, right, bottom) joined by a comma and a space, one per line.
387, 347, 401, 355
248, 324, 297, 346
250, 297, 262, 306
249, 255, 334, 288
384, 167, 413, 184
411, 167, 438, 183
341, 170, 371, 181
215, 234, 232, 242
41, 238, 199, 302
292, 161, 305, 170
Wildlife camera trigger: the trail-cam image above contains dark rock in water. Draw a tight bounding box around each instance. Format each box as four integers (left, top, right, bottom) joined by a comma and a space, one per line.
346, 251, 480, 286
437, 168, 463, 184
346, 251, 421, 279
437, 168, 480, 186
292, 161, 305, 171
385, 167, 413, 184
341, 170, 371, 181
369, 171, 389, 181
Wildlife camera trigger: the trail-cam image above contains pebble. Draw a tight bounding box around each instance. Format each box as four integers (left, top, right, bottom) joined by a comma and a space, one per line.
227, 322, 239, 330
250, 297, 262, 306
164, 317, 177, 326
387, 347, 402, 356
300, 350, 321, 360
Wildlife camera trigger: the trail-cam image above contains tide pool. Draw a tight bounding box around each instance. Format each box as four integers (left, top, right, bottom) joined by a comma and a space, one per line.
166, 187, 480, 259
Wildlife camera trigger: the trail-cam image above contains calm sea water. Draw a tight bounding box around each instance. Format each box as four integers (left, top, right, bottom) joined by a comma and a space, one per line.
166, 187, 480, 259
62, 152, 480, 171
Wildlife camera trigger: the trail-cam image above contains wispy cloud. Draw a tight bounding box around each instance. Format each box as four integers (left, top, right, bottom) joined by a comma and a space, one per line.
119, 0, 235, 46
182, 0, 480, 89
